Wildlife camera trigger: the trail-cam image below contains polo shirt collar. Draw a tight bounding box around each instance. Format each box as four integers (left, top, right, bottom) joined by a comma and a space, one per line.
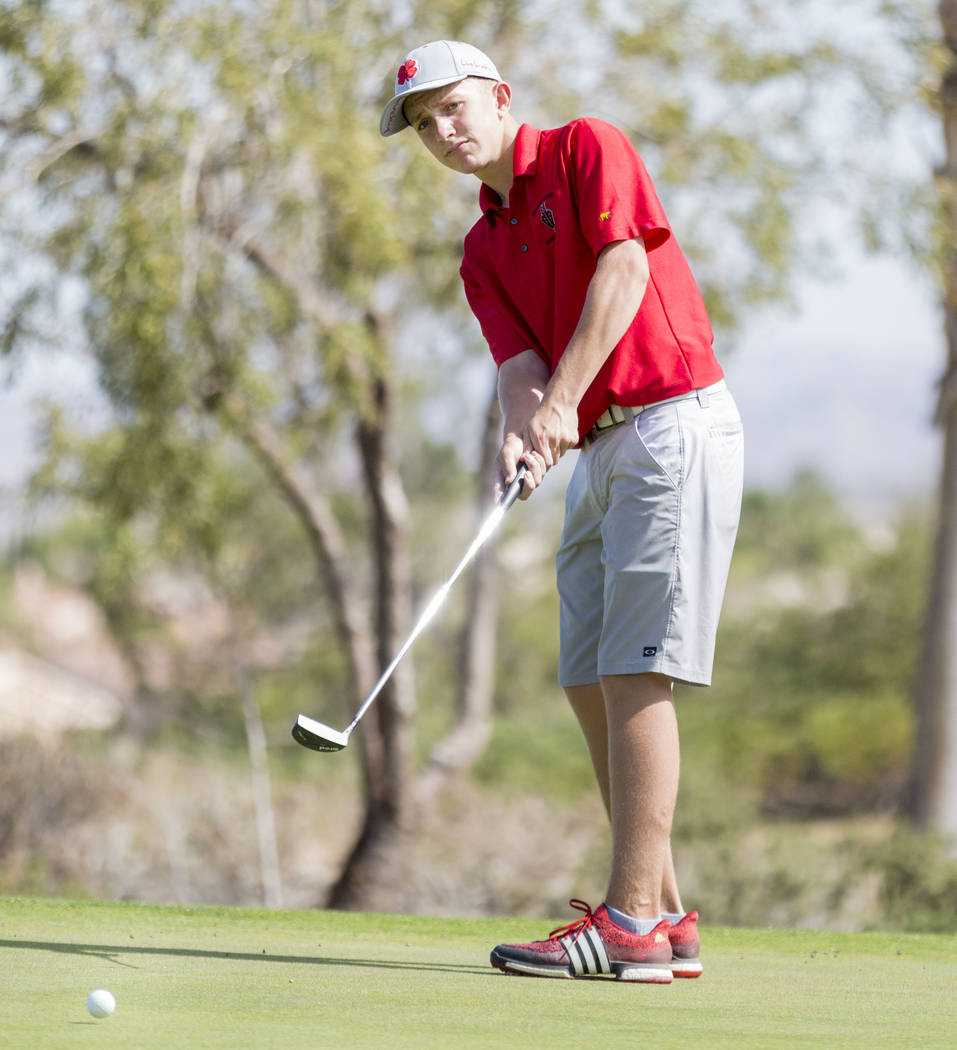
512, 122, 541, 178
479, 123, 542, 216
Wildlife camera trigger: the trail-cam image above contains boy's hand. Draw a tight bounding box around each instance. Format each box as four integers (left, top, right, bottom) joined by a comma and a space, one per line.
496, 432, 546, 502
522, 394, 579, 467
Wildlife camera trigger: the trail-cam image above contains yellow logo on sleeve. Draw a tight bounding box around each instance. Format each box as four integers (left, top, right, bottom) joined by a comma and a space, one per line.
599, 210, 611, 221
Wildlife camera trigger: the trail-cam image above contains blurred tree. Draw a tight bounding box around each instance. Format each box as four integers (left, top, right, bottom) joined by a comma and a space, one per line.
0, 0, 537, 910
0, 0, 933, 907
680, 459, 929, 812
909, 0, 957, 845
725, 510, 928, 815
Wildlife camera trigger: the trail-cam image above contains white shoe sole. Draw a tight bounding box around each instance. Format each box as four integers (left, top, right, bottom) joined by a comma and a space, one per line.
492, 953, 673, 983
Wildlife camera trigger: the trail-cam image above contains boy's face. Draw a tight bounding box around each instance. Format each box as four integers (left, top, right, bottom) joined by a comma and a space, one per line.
404, 77, 511, 177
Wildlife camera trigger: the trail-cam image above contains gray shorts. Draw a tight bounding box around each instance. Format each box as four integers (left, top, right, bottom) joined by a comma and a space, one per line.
557, 381, 744, 688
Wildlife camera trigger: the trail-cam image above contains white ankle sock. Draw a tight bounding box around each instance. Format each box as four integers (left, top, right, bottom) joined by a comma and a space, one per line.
661, 911, 685, 925
605, 904, 659, 936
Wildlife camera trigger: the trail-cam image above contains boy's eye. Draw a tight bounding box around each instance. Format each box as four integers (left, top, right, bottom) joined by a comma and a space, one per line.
413, 98, 461, 132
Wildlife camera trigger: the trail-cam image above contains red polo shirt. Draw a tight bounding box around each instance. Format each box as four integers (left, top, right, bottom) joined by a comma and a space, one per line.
460, 119, 723, 438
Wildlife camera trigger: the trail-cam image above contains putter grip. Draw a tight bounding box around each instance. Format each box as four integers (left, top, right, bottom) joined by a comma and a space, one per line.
500, 464, 527, 510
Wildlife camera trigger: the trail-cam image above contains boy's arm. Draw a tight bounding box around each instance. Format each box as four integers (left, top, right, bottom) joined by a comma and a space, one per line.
496, 348, 550, 499
527, 236, 649, 468
495, 236, 649, 499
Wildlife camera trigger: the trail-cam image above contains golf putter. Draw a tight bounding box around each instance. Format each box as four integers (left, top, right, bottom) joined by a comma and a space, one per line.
292, 465, 527, 752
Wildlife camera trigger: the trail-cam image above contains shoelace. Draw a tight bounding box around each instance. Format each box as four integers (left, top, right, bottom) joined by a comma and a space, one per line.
548, 899, 594, 942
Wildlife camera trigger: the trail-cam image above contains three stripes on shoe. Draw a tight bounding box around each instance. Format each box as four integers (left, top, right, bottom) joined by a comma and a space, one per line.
560, 925, 613, 976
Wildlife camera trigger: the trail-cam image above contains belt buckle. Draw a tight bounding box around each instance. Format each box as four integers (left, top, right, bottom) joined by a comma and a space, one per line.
597, 405, 626, 431
586, 404, 630, 446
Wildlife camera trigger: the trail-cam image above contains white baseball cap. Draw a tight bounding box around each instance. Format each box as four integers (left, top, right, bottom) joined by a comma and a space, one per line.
379, 40, 502, 137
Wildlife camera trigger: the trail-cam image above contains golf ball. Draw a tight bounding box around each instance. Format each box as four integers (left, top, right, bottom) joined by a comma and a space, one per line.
86, 989, 116, 1018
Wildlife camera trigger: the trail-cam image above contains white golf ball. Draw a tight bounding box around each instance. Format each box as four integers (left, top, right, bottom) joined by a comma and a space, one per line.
86, 989, 116, 1018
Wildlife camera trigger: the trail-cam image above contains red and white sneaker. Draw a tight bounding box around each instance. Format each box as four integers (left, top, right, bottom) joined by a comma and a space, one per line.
490, 900, 673, 983
668, 910, 703, 977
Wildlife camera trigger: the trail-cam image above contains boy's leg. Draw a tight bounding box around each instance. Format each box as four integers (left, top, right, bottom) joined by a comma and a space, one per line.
566, 678, 682, 914
660, 836, 683, 916
487, 677, 682, 983
601, 672, 679, 920
566, 683, 611, 812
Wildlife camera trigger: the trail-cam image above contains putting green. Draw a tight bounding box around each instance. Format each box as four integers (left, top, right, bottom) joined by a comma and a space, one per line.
1, 897, 953, 1049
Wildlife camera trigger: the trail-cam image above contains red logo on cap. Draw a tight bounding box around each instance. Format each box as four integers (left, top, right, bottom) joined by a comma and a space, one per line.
397, 59, 418, 85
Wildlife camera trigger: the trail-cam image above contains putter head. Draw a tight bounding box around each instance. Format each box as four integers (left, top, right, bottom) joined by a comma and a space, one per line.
292, 714, 350, 752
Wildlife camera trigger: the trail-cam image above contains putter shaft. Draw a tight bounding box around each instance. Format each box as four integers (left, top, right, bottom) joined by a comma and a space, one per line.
292, 467, 526, 752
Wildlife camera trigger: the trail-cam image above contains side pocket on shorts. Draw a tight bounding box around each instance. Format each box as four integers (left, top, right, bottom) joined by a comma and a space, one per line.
631, 405, 683, 489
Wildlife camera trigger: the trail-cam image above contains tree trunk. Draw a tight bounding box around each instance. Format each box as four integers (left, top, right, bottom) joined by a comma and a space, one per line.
907, 0, 957, 843
222, 400, 407, 901
326, 340, 417, 909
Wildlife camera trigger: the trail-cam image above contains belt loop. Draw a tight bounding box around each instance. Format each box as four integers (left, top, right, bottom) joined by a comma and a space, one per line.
696, 386, 710, 409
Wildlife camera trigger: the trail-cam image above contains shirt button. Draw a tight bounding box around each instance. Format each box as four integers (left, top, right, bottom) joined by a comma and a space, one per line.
510, 218, 518, 225
521, 244, 528, 252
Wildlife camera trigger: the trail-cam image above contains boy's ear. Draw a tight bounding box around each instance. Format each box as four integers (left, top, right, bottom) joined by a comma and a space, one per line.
493, 81, 512, 117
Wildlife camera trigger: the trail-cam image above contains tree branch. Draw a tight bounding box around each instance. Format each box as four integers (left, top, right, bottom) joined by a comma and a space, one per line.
222, 398, 376, 707
28, 129, 101, 181
209, 215, 341, 334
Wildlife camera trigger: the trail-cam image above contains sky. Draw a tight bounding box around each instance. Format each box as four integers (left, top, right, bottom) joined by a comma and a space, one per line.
724, 251, 944, 517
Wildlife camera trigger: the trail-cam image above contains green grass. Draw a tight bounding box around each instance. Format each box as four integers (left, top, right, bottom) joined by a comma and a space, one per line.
1, 897, 954, 1049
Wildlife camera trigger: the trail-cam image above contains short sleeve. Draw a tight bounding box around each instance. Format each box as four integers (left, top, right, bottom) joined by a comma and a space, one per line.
564, 119, 671, 256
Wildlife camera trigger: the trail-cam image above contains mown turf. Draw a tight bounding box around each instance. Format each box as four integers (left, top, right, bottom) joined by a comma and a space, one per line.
1, 896, 953, 1049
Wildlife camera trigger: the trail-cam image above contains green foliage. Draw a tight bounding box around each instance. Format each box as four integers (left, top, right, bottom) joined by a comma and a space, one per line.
472, 715, 596, 802
696, 482, 930, 816
869, 827, 957, 932
734, 471, 863, 574
671, 814, 957, 934
0, 286, 43, 358
492, 569, 562, 718
608, 0, 937, 320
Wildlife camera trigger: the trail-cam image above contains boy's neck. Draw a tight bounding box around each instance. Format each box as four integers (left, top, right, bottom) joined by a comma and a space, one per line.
478, 120, 520, 205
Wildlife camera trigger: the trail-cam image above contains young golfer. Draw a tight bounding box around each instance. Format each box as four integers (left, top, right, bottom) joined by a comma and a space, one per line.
380, 40, 744, 982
